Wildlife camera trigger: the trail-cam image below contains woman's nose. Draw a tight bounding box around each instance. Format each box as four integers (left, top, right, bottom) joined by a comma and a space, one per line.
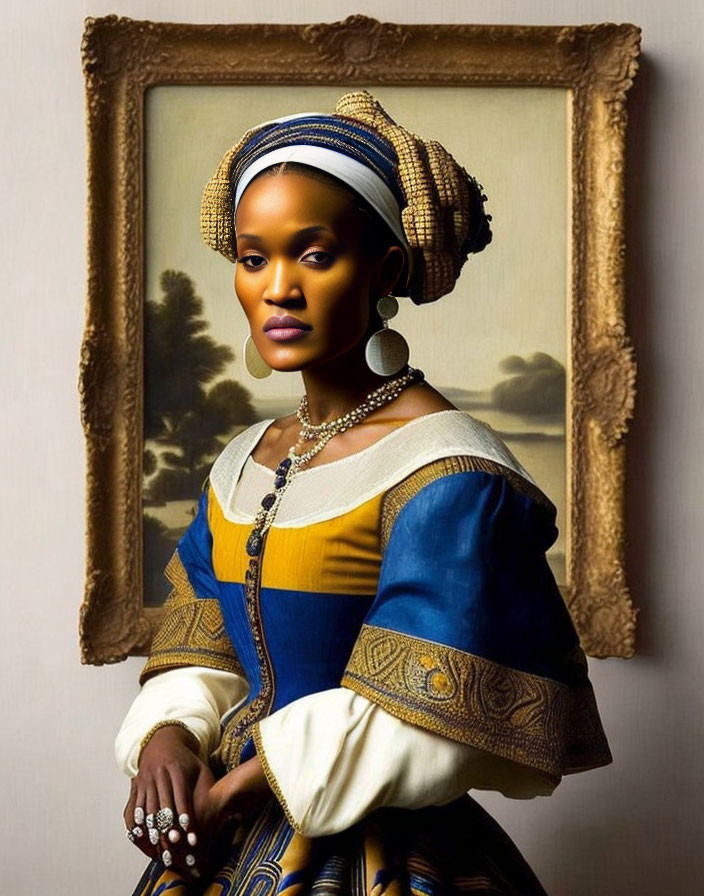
262, 259, 303, 304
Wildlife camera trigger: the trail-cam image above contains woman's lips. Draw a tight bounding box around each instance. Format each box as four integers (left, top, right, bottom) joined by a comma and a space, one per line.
263, 315, 312, 342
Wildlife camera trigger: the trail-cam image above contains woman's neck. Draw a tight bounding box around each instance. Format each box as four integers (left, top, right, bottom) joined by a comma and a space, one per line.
300, 347, 389, 425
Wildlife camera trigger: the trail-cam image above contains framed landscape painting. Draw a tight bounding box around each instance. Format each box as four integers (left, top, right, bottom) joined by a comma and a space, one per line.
79, 16, 640, 663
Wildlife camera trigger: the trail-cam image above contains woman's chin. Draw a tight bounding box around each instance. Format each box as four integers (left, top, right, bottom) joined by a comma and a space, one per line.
269, 361, 306, 374
263, 352, 310, 374
261, 340, 367, 375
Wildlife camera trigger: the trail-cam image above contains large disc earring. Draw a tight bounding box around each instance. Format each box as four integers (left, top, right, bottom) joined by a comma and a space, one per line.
243, 333, 272, 379
365, 296, 409, 376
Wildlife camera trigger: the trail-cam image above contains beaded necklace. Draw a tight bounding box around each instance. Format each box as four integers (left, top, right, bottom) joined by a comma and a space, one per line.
245, 366, 424, 558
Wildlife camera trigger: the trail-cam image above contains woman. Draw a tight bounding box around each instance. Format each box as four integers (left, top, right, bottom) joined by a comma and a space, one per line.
117, 90, 611, 895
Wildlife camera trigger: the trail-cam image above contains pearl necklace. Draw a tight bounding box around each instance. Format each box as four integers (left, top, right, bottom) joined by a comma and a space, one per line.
245, 366, 424, 558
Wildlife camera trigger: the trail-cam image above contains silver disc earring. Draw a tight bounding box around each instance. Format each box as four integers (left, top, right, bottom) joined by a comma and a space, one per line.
365, 295, 409, 376
243, 333, 272, 379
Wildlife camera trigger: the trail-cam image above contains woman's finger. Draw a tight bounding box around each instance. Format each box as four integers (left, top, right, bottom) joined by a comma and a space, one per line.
124, 778, 150, 850
171, 765, 196, 838
132, 784, 146, 830
155, 767, 178, 869
123, 777, 137, 833
170, 766, 200, 875
141, 780, 161, 858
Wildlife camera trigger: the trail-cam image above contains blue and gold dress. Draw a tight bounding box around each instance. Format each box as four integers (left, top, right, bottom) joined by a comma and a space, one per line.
126, 410, 611, 896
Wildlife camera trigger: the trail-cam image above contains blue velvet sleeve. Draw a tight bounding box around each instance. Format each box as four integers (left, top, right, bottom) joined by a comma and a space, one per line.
140, 485, 243, 683
174, 488, 221, 599
342, 463, 611, 781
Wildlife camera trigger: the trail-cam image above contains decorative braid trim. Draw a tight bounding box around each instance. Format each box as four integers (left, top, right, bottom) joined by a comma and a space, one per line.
342, 625, 611, 779
163, 548, 197, 596
139, 647, 242, 683
252, 723, 303, 835
380, 455, 554, 552
216, 548, 275, 770
140, 552, 243, 684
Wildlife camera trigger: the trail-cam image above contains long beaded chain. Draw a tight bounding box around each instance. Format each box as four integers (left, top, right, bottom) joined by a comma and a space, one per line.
245, 366, 424, 558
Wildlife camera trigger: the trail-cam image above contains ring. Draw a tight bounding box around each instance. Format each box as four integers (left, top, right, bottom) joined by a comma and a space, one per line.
156, 807, 174, 832
148, 828, 160, 845
145, 813, 155, 829
179, 812, 190, 830
126, 829, 135, 843
134, 806, 145, 826
185, 854, 196, 867
132, 826, 144, 839
162, 849, 173, 867
168, 829, 181, 844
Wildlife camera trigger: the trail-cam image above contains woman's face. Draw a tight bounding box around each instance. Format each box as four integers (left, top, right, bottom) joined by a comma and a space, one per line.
234, 170, 391, 373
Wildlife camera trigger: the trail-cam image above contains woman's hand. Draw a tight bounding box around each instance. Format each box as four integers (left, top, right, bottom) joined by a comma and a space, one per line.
123, 724, 214, 877
124, 732, 271, 879
205, 755, 271, 826
156, 755, 272, 876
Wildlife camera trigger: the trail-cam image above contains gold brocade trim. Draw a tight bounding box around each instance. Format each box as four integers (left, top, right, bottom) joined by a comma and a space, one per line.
380, 456, 555, 552
216, 543, 276, 770
251, 722, 303, 835
342, 625, 611, 779
139, 551, 243, 684
164, 546, 195, 594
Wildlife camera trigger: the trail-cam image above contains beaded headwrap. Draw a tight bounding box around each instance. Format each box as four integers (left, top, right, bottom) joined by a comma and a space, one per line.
201, 90, 491, 304
232, 123, 409, 251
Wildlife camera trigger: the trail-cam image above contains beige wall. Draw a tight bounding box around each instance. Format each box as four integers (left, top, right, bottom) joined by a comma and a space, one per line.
1, 1, 701, 892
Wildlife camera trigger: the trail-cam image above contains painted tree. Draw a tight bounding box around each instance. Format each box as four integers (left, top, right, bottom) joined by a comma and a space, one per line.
144, 270, 257, 500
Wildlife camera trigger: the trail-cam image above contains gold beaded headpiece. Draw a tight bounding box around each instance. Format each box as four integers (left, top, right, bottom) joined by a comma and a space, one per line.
201, 90, 491, 305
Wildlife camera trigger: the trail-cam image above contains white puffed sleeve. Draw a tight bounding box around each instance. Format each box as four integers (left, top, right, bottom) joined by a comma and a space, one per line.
115, 666, 248, 777
253, 688, 556, 838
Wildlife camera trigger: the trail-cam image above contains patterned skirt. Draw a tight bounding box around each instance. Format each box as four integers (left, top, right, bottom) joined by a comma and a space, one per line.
132, 795, 547, 896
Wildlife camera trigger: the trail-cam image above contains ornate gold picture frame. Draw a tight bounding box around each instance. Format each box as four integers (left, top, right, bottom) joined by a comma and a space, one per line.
79, 15, 640, 664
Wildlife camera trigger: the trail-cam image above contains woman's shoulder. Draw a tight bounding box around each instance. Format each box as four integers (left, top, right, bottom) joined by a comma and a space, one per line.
371, 385, 554, 527
377, 410, 556, 552
390, 382, 533, 478
387, 380, 456, 418
377, 406, 533, 485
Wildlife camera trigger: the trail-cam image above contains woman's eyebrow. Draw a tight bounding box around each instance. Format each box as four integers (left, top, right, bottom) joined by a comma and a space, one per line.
236, 225, 334, 243
293, 225, 333, 239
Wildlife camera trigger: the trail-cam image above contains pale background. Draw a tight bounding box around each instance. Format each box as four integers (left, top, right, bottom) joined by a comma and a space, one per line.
1, 1, 702, 893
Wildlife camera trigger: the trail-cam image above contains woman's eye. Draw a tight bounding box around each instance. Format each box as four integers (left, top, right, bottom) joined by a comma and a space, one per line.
237, 254, 266, 270
302, 250, 333, 266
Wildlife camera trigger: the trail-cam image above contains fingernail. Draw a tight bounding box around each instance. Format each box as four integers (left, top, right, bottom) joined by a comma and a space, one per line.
179, 812, 190, 830
187, 831, 197, 847
185, 854, 196, 867
146, 814, 155, 829
168, 829, 181, 843
162, 849, 172, 867
148, 828, 160, 845
134, 807, 145, 825
132, 826, 144, 839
